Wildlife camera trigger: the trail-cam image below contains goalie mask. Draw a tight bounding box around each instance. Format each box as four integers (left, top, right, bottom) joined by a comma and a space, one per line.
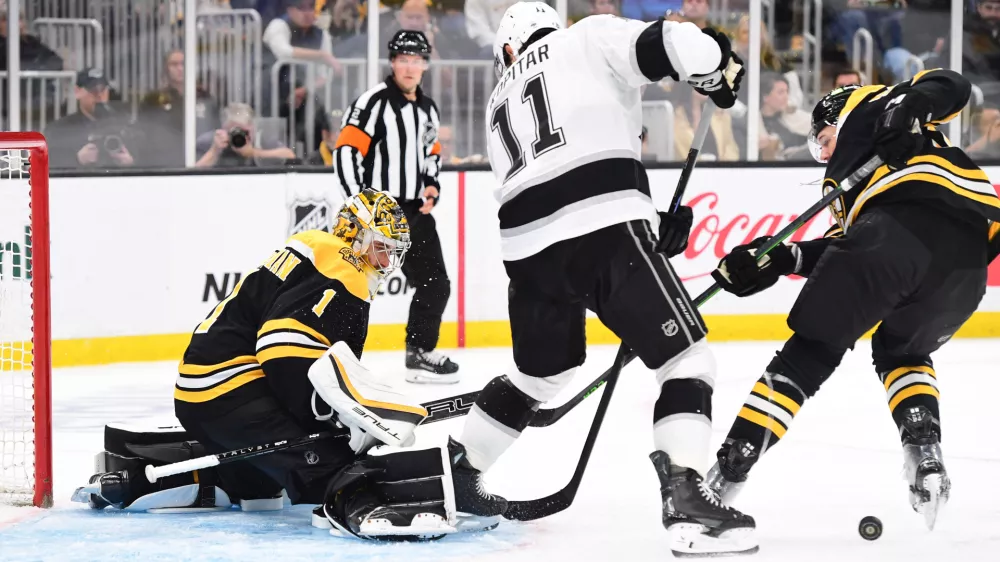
808, 84, 861, 163
335, 189, 411, 279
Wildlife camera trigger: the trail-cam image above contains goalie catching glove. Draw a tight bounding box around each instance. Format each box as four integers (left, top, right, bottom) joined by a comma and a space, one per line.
309, 341, 428, 454
712, 236, 801, 297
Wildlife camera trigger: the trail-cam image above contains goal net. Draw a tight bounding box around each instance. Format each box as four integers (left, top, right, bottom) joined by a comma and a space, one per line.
0, 135, 52, 508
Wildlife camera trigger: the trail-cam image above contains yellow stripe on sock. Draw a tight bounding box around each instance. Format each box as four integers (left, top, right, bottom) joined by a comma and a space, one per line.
884, 365, 936, 390
737, 406, 787, 439
888, 384, 940, 412
751, 382, 802, 415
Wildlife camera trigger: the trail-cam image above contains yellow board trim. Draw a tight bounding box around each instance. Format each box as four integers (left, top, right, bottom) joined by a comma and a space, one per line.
173, 369, 265, 403
258, 318, 332, 347
883, 365, 936, 391
256, 345, 328, 364
23, 311, 1000, 368
178, 355, 259, 376
751, 382, 802, 415
332, 355, 428, 417
888, 384, 940, 412
737, 406, 787, 439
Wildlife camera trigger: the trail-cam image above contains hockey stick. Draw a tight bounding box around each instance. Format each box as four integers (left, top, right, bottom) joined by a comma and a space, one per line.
145, 431, 343, 482
503, 344, 628, 521
501, 103, 720, 522
693, 154, 884, 307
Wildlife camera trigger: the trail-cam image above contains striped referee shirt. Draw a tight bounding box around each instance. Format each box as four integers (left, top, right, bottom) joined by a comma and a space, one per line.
334, 77, 442, 201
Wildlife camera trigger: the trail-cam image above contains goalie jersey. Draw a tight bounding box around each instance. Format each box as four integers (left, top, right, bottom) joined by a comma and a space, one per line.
174, 231, 372, 423
485, 15, 690, 261
823, 69, 1000, 233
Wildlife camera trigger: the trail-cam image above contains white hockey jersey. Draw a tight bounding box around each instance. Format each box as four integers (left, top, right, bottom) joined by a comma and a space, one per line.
486, 15, 681, 261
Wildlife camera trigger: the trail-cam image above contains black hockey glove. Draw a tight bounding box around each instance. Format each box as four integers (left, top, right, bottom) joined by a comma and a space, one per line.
711, 236, 798, 297
656, 205, 693, 257
873, 87, 934, 170
686, 28, 745, 109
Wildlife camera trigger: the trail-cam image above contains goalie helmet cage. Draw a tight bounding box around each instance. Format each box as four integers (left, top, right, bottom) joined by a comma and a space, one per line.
0, 132, 53, 508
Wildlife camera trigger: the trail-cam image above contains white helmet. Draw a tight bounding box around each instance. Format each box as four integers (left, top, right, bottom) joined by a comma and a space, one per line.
493, 2, 562, 79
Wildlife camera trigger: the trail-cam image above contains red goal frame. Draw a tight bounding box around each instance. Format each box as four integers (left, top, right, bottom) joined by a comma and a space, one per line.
1, 132, 53, 507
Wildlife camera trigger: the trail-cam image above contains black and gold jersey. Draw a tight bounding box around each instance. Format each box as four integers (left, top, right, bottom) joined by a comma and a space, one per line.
823, 69, 1000, 233
990, 221, 999, 263
174, 230, 374, 422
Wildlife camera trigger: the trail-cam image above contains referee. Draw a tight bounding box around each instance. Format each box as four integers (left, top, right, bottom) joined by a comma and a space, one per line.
332, 29, 460, 384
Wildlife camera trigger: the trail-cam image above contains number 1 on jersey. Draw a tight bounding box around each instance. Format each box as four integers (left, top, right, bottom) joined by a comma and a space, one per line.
491, 73, 565, 180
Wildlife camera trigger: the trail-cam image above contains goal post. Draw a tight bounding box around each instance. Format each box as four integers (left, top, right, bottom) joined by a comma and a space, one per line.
0, 132, 53, 508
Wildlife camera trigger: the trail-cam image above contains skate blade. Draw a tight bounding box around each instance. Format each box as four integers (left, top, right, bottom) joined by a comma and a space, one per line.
668, 523, 759, 558
919, 474, 949, 531
405, 370, 460, 385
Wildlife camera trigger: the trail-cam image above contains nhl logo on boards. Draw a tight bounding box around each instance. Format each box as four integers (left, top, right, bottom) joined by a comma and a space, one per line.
304, 450, 319, 465
662, 319, 679, 337
289, 198, 333, 235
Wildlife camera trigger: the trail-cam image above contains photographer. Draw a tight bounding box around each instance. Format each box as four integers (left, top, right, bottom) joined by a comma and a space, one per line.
195, 103, 296, 168
44, 68, 137, 169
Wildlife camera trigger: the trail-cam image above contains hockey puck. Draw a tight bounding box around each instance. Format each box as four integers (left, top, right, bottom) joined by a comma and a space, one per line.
858, 516, 882, 540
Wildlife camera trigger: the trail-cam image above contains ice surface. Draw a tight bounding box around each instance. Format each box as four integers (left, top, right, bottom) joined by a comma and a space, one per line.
2, 339, 1000, 561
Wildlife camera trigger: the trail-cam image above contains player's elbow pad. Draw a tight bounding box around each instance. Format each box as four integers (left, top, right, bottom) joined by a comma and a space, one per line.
636, 20, 721, 82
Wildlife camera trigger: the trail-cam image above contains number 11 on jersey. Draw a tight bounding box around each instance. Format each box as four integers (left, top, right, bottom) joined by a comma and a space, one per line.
490, 73, 565, 180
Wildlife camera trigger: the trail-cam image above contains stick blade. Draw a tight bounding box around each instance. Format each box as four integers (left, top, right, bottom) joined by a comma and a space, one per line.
503, 490, 573, 521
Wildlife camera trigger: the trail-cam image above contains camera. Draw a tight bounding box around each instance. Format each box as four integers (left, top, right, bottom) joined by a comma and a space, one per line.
228, 127, 250, 148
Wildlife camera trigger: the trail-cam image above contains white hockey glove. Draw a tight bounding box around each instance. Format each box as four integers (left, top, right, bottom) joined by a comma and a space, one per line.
308, 341, 428, 451
686, 28, 745, 109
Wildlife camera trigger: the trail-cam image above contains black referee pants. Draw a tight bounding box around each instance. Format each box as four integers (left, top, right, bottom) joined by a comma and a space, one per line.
400, 200, 451, 351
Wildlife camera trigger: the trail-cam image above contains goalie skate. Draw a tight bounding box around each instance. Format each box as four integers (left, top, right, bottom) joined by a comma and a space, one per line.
311, 504, 498, 541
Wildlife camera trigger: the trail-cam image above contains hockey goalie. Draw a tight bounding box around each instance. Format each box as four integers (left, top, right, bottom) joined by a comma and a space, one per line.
71, 189, 494, 540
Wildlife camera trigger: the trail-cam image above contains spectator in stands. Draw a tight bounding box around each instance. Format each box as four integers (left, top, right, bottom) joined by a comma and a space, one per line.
464, 0, 517, 51
0, 3, 63, 71
44, 69, 141, 169
325, 0, 365, 42
139, 50, 220, 140
673, 85, 740, 161
437, 122, 486, 164
666, 0, 708, 29
589, 0, 621, 16
733, 14, 804, 111
264, 0, 342, 152
833, 67, 865, 87
829, 0, 916, 82
621, 0, 681, 21
196, 103, 297, 167
966, 101, 1000, 158
336, 0, 477, 59
758, 72, 811, 161
305, 108, 342, 166
963, 0, 1000, 84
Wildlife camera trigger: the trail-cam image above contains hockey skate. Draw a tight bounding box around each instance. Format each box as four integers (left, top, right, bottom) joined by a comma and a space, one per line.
447, 437, 508, 517
900, 406, 950, 530
704, 439, 760, 505
650, 451, 757, 557
405, 347, 460, 384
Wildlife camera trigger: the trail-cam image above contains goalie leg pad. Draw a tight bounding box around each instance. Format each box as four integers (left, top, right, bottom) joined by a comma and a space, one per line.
308, 341, 427, 448
317, 447, 498, 541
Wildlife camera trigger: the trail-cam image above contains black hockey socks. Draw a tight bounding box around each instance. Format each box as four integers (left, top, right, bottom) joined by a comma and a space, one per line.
722, 334, 844, 467
879, 363, 941, 444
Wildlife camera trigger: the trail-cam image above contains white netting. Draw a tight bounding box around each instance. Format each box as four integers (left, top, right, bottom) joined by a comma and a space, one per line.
0, 149, 36, 506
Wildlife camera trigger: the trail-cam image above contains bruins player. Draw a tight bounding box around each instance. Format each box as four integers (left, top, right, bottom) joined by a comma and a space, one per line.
703, 69, 1000, 530
166, 189, 414, 506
